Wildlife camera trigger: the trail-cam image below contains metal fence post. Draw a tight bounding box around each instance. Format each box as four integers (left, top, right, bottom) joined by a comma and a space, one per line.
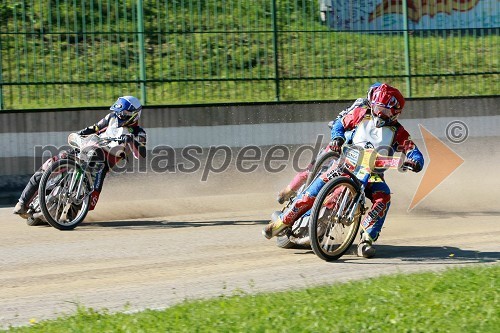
0, 31, 3, 111
402, 0, 412, 98
272, 0, 280, 102
137, 0, 147, 104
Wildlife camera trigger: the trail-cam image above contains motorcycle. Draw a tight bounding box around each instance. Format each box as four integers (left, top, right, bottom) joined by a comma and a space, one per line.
308, 145, 408, 261
275, 144, 407, 261
37, 132, 130, 230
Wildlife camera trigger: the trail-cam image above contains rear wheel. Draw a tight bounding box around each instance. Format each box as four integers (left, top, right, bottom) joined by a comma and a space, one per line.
38, 159, 91, 230
276, 229, 298, 249
276, 151, 339, 249
26, 217, 46, 226
309, 177, 361, 261
25, 195, 47, 226
276, 223, 310, 249
276, 185, 308, 249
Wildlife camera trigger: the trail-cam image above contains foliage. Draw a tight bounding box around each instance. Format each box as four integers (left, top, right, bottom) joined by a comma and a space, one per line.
0, 0, 498, 109
5, 265, 499, 332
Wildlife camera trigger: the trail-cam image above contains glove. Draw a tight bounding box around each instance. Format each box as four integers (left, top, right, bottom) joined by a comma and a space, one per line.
119, 134, 133, 144
403, 159, 422, 173
328, 138, 345, 154
77, 125, 98, 136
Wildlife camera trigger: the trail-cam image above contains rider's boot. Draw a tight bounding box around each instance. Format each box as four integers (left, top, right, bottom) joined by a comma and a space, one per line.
262, 211, 290, 239
13, 201, 29, 219
277, 185, 295, 204
357, 232, 376, 258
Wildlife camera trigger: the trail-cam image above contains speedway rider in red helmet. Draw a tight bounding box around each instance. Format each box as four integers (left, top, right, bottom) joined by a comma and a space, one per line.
13, 96, 147, 218
264, 83, 424, 258
277, 83, 382, 204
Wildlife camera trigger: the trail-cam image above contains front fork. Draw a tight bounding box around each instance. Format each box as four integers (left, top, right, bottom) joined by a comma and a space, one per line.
57, 168, 82, 219
343, 172, 370, 224
58, 165, 91, 219
336, 183, 366, 226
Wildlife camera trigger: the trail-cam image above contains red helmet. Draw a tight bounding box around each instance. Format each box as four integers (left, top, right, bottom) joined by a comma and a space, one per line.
370, 83, 405, 127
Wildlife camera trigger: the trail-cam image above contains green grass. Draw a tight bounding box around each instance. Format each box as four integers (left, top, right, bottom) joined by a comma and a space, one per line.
5, 264, 499, 332
0, 1, 499, 109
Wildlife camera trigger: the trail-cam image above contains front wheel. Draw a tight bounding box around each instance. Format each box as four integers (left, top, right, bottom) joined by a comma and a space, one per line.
309, 177, 362, 261
38, 159, 91, 230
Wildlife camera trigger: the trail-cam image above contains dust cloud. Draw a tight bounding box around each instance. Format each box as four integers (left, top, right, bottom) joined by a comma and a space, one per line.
89, 137, 499, 222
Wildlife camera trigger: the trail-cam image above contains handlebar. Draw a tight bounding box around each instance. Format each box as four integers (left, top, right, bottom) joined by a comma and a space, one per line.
68, 133, 132, 149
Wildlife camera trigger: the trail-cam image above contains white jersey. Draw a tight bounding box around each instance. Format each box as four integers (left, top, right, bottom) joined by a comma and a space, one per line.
100, 117, 129, 156
351, 116, 396, 149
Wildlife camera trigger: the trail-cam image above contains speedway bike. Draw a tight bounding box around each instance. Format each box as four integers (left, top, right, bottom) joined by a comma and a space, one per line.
37, 132, 129, 230
308, 145, 407, 261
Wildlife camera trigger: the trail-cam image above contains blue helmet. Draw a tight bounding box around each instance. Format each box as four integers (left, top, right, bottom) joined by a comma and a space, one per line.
110, 96, 142, 126
367, 82, 382, 101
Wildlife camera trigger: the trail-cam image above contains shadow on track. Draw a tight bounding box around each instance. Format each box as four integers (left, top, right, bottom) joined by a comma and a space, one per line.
374, 244, 499, 263
416, 210, 500, 218
289, 245, 498, 264
303, 244, 500, 264
77, 219, 269, 230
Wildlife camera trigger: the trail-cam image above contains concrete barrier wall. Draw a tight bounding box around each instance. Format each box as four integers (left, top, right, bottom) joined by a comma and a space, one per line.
1, 96, 499, 197
2, 97, 499, 134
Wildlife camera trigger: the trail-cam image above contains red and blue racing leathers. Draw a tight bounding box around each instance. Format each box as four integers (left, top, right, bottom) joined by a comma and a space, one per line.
280, 106, 424, 242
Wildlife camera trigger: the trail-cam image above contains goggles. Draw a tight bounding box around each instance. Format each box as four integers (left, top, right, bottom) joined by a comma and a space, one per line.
372, 104, 394, 119
115, 109, 136, 120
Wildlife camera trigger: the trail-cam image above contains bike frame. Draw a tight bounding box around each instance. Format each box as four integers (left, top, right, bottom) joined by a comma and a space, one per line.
67, 133, 127, 210
334, 145, 404, 225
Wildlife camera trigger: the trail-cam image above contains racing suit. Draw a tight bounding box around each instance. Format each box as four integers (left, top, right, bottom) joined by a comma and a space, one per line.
280, 105, 424, 242
17, 112, 146, 208
283, 97, 370, 195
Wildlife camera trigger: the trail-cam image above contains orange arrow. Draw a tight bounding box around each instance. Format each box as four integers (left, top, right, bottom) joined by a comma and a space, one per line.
408, 124, 465, 211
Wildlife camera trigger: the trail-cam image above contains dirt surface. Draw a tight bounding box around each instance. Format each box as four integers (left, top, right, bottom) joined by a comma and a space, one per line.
1, 137, 499, 329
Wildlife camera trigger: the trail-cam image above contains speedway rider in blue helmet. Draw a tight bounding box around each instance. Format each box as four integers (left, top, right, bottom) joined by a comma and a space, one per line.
13, 96, 147, 218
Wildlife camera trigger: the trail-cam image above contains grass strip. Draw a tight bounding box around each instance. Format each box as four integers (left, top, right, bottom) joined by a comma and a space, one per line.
5, 264, 499, 332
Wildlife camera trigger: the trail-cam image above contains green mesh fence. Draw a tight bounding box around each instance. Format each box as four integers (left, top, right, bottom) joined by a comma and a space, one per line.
0, 0, 498, 110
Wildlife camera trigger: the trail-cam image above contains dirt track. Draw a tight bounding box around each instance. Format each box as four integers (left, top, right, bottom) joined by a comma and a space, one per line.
1, 137, 499, 328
